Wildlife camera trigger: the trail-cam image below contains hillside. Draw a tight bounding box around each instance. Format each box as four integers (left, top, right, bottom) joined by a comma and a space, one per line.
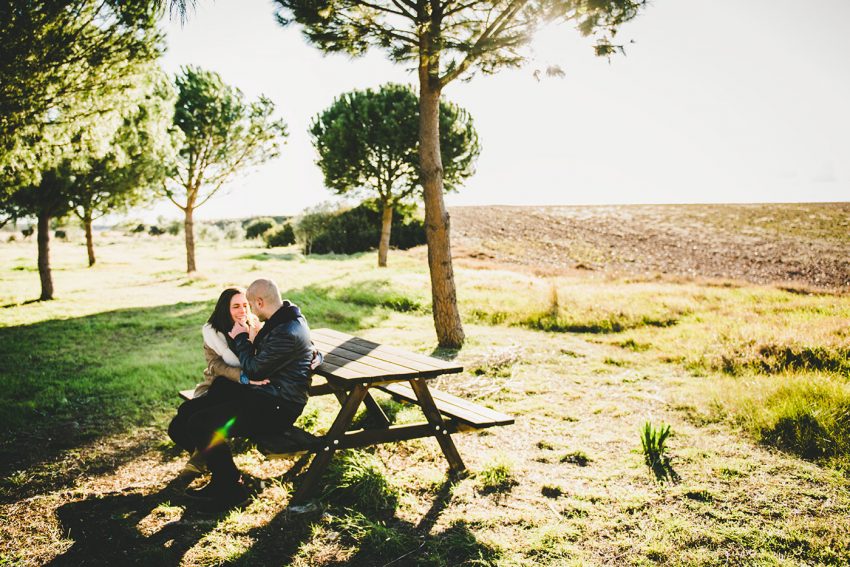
449, 203, 850, 291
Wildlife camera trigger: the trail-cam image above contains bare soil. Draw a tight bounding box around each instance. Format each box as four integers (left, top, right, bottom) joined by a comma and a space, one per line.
449, 203, 850, 291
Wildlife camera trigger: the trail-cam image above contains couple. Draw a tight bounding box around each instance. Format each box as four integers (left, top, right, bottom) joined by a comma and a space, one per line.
168, 278, 319, 512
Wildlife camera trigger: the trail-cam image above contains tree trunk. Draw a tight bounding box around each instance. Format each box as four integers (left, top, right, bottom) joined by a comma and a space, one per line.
83, 209, 95, 267
378, 203, 393, 267
419, 77, 465, 348
184, 207, 196, 273
37, 210, 54, 301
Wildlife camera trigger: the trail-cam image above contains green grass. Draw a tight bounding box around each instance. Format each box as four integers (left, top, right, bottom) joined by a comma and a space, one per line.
321, 450, 400, 515
476, 458, 517, 494
1, 235, 850, 565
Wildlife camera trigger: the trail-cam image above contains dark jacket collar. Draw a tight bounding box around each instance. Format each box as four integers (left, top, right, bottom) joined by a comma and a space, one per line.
254, 300, 302, 344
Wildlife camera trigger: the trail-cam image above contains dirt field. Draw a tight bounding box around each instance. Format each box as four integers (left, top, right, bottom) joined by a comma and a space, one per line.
449, 203, 850, 291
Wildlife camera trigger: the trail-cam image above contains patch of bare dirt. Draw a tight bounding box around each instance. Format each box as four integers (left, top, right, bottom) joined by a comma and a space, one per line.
449, 203, 850, 291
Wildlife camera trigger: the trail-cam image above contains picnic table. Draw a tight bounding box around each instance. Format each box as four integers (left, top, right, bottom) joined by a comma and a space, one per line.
180, 327, 514, 507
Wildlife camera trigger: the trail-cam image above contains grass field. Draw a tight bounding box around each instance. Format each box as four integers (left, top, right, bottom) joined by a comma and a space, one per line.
1, 229, 849, 566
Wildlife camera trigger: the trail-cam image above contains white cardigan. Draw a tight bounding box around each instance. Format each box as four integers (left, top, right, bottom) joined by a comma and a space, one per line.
202, 323, 241, 366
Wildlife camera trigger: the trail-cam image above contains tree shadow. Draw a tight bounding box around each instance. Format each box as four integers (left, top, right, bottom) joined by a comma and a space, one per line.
238, 252, 301, 262
430, 346, 461, 360
46, 475, 230, 566
229, 472, 499, 567
0, 289, 383, 502
1, 298, 42, 308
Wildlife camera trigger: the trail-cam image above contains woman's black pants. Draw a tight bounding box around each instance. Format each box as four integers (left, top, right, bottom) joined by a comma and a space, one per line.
168, 379, 304, 485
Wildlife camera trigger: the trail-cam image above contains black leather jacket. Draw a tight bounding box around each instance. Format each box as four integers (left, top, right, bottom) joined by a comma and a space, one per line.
232, 301, 313, 406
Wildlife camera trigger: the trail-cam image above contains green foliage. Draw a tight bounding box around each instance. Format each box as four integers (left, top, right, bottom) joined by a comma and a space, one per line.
327, 512, 414, 556
311, 83, 479, 200
163, 66, 288, 270
295, 203, 426, 255
560, 451, 591, 467
245, 218, 276, 239
273, 1, 645, 86
641, 421, 671, 466
477, 459, 517, 494
640, 421, 677, 482
0, 1, 163, 189
264, 223, 295, 248
311, 83, 478, 264
321, 450, 399, 514
68, 72, 178, 225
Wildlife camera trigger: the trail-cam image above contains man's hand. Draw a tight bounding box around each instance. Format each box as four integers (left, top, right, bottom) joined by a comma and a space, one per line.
248, 321, 262, 343
229, 320, 249, 339
249, 378, 270, 386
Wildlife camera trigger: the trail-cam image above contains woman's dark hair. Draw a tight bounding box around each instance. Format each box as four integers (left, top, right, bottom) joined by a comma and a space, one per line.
208, 287, 245, 335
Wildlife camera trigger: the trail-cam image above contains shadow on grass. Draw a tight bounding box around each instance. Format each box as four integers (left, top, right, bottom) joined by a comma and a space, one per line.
238, 251, 301, 262
232, 470, 498, 567
46, 476, 232, 566
0, 287, 385, 501
649, 458, 680, 484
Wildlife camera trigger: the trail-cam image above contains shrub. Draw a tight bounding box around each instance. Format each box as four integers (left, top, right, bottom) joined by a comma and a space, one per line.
148, 225, 165, 236
641, 421, 670, 467
245, 218, 276, 239
131, 223, 146, 233
221, 221, 243, 241
295, 203, 426, 255
198, 223, 224, 242
54, 230, 67, 239
264, 223, 295, 247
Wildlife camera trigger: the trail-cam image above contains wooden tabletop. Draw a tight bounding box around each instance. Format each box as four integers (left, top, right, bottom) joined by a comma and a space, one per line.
310, 327, 463, 385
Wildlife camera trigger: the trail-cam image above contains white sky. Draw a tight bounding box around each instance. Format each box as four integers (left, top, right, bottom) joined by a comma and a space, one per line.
144, 0, 850, 221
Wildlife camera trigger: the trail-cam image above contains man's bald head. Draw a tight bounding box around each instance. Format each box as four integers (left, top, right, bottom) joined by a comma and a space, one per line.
246, 278, 283, 321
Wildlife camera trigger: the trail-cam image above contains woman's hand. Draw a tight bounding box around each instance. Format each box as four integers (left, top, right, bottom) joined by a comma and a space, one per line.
229, 320, 248, 339
249, 378, 270, 386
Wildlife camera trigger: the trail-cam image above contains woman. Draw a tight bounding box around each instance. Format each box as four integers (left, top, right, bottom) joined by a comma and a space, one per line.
170, 287, 266, 475
194, 287, 264, 397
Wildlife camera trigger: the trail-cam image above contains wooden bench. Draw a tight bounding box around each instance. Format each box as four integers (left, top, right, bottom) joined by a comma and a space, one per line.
177, 328, 514, 505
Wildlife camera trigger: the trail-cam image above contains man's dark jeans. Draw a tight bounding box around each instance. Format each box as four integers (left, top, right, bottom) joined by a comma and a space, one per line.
168, 379, 304, 484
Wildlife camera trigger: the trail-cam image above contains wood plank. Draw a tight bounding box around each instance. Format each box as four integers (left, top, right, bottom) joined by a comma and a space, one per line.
313, 333, 440, 372
379, 383, 514, 427
321, 351, 417, 378
312, 337, 424, 374
312, 328, 462, 373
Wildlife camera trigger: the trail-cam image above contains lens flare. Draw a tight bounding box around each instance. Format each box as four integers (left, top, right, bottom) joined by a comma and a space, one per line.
205, 416, 237, 451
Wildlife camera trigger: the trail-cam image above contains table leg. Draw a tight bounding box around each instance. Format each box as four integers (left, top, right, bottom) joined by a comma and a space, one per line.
332, 389, 390, 429
410, 378, 466, 474
290, 384, 369, 506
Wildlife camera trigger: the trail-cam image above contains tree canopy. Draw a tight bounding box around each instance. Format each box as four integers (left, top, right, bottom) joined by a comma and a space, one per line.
163, 66, 288, 272
0, 1, 163, 189
311, 82, 479, 265
273, 0, 648, 347
69, 74, 179, 266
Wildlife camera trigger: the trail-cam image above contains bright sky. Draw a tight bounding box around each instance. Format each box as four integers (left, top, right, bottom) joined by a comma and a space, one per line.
147, 0, 850, 221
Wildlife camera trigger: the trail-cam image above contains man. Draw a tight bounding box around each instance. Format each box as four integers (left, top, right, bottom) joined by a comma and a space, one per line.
183, 278, 314, 511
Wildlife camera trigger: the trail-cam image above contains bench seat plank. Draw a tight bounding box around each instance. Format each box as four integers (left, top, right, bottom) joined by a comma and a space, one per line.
378, 383, 514, 428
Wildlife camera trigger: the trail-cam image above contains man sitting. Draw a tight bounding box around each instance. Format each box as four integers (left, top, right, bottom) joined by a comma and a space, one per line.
177, 278, 314, 511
